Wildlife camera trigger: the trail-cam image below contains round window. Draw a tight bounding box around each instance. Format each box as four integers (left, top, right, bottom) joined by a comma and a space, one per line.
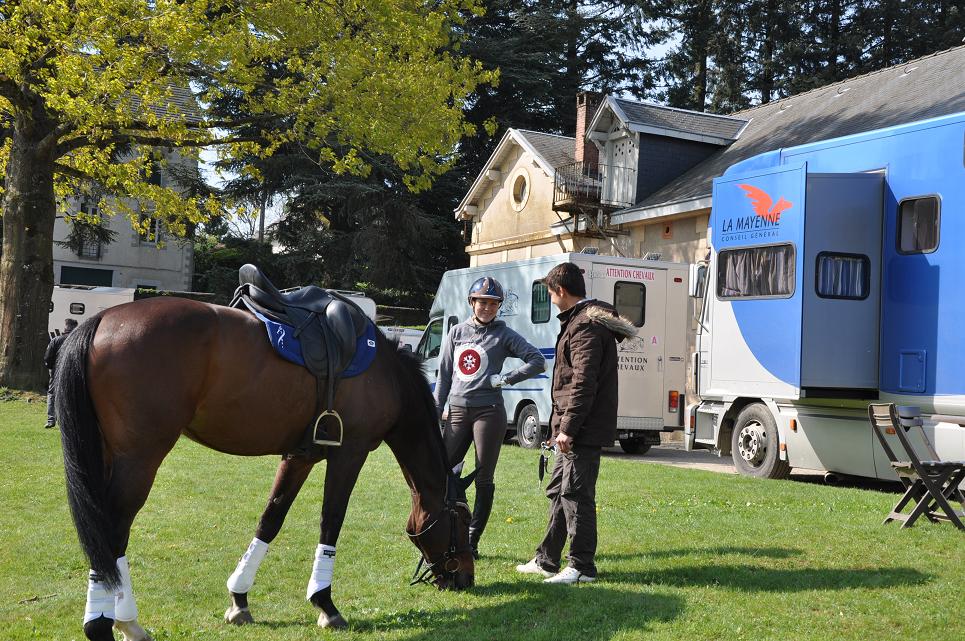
511, 170, 530, 211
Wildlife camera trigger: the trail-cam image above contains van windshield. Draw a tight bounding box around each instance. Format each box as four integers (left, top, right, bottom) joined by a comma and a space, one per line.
417, 318, 444, 359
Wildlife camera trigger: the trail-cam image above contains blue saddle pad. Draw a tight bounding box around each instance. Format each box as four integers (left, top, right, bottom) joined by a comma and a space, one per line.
253, 310, 377, 378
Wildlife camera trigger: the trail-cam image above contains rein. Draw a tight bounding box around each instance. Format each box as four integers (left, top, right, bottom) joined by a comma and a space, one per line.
406, 474, 472, 587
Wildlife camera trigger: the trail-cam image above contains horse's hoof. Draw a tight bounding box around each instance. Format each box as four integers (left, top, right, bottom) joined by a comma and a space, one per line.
83, 616, 114, 641
317, 611, 348, 629
224, 604, 254, 625
114, 619, 153, 641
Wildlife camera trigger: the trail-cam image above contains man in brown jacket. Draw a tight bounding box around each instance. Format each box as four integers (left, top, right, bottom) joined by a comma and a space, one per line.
516, 262, 636, 584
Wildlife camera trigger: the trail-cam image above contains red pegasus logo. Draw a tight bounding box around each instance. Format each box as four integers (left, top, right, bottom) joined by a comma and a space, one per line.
737, 184, 793, 223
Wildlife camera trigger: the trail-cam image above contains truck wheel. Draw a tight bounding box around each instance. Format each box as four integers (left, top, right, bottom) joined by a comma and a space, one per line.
619, 438, 651, 455
730, 404, 791, 479
515, 404, 543, 449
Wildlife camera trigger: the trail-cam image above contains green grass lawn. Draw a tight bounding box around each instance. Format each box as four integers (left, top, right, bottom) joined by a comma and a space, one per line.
1, 394, 961, 641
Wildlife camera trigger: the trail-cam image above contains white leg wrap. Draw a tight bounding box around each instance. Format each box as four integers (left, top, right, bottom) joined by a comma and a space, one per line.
306, 544, 336, 599
83, 570, 116, 624
226, 537, 270, 594
114, 556, 138, 622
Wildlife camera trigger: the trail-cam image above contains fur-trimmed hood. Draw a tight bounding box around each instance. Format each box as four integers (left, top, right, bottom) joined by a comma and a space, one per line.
585, 303, 638, 342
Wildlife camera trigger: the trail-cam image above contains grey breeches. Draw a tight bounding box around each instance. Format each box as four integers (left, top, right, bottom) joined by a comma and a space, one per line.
444, 404, 508, 487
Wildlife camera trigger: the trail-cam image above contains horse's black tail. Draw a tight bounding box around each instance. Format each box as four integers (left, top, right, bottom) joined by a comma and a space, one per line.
55, 314, 120, 588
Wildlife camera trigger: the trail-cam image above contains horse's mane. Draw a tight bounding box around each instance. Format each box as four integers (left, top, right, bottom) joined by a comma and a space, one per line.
393, 341, 449, 466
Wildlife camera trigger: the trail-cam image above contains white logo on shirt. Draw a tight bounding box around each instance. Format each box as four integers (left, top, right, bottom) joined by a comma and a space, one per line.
454, 343, 489, 381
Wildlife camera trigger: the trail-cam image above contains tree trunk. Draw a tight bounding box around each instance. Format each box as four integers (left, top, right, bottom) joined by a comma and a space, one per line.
759, 0, 776, 104
0, 123, 58, 392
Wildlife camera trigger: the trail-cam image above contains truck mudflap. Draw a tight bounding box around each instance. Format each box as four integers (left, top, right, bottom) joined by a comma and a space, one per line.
684, 403, 698, 451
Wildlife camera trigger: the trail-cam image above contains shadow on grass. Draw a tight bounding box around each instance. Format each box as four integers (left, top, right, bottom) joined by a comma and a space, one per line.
604, 564, 929, 591
598, 546, 804, 561
351, 584, 685, 638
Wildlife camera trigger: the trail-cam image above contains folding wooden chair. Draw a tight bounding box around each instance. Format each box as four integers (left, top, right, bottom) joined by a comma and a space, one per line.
868, 403, 965, 530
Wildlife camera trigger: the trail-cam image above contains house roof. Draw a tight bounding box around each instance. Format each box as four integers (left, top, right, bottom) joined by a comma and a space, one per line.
612, 44, 965, 224
454, 128, 574, 219
520, 129, 577, 171
589, 96, 748, 145
128, 84, 203, 124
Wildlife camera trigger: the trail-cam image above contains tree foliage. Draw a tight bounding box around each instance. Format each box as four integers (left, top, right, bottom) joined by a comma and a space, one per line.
0, 0, 494, 389
657, 0, 963, 110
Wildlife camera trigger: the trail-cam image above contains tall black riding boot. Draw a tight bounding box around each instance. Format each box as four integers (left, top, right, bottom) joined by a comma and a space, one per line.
469, 483, 495, 560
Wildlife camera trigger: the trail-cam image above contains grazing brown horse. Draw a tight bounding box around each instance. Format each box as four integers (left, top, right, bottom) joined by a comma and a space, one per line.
55, 297, 474, 641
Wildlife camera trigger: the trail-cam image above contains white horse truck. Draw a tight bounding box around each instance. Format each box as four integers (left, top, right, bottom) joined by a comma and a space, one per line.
417, 252, 689, 453
49, 285, 378, 339
48, 285, 136, 337
686, 111, 965, 481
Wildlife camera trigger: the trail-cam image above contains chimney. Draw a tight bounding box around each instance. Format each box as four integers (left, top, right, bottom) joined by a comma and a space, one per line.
575, 91, 604, 167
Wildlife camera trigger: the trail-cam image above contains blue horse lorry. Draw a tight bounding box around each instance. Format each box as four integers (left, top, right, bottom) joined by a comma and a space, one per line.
685, 110, 965, 480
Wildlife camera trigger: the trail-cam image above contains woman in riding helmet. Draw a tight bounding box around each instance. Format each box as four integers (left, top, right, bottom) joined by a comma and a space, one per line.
434, 276, 546, 559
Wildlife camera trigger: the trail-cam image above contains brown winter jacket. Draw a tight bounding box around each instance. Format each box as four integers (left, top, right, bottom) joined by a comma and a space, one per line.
550, 300, 638, 447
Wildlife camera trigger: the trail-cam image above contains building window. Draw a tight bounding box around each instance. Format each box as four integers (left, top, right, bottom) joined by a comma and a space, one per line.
510, 169, 530, 211
717, 243, 795, 299
60, 266, 113, 287
815, 252, 870, 300
897, 196, 939, 254
139, 215, 161, 245
73, 201, 104, 259
614, 281, 646, 327
531, 281, 550, 323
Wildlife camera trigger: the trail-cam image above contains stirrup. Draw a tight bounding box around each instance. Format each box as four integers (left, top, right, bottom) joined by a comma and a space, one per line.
312, 410, 343, 447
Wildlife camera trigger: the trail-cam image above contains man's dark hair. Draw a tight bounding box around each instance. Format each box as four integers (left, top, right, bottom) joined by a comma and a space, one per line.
64, 318, 79, 331
543, 262, 586, 297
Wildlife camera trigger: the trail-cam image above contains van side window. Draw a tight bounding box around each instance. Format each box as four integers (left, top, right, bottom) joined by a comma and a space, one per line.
614, 282, 646, 327
531, 281, 550, 323
69, 303, 86, 315
716, 243, 795, 299
815, 252, 870, 299
417, 318, 444, 359
897, 196, 939, 254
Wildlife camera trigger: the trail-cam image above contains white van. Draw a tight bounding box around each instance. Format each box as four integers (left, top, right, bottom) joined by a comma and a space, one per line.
380, 326, 423, 351
49, 285, 136, 337
417, 252, 689, 453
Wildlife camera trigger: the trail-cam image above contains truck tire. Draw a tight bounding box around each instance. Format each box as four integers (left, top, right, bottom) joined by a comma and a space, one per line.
515, 404, 543, 449
730, 404, 791, 479
619, 438, 652, 455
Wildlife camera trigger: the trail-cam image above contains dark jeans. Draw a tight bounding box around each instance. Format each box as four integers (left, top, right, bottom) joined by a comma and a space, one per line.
46, 371, 56, 425
443, 404, 508, 488
534, 445, 602, 576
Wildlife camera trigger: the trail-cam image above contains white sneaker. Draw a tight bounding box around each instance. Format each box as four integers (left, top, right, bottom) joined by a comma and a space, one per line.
515, 558, 553, 578
543, 566, 596, 584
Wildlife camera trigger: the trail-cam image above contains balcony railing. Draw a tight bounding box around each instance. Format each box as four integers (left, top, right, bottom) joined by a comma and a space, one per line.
553, 161, 637, 212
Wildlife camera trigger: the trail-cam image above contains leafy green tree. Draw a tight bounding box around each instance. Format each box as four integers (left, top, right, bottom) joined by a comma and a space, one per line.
0, 0, 493, 390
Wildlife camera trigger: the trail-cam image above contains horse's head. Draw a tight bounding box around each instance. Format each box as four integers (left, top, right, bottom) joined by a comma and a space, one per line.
406, 474, 475, 590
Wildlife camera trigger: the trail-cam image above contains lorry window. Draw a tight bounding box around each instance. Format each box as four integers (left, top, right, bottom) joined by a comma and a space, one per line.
417, 318, 444, 359
716, 244, 795, 299
614, 281, 646, 327
69, 303, 86, 315
448, 316, 459, 333
897, 196, 939, 254
816, 252, 870, 299
531, 282, 551, 323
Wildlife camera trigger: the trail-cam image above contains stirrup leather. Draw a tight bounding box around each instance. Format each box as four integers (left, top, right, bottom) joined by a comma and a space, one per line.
313, 410, 343, 447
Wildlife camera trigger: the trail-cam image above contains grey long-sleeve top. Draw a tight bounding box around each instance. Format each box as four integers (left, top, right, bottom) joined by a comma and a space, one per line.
434, 317, 545, 416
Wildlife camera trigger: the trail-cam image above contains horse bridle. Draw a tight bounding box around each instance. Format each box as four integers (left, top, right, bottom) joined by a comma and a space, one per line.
406, 475, 473, 587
